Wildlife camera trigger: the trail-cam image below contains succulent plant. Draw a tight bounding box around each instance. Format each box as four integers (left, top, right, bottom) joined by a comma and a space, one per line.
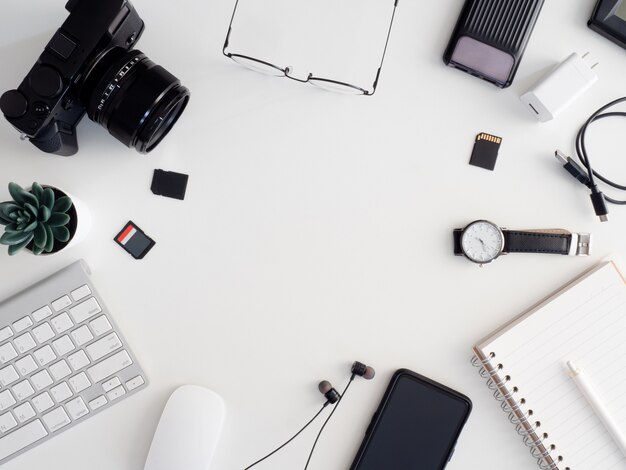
0, 182, 74, 256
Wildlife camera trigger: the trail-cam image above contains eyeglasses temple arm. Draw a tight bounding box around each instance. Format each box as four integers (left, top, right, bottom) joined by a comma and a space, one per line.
370, 0, 399, 95
223, 0, 241, 55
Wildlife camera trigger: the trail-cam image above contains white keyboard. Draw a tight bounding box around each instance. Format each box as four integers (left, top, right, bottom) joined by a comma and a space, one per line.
0, 260, 147, 465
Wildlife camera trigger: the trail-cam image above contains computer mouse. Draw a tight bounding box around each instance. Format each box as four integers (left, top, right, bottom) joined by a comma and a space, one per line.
144, 385, 226, 470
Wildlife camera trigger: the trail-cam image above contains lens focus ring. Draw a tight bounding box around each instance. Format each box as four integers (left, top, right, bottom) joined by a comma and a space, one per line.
87, 49, 190, 153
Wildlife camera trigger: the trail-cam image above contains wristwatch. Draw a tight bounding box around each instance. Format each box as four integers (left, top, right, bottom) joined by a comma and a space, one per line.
453, 220, 591, 265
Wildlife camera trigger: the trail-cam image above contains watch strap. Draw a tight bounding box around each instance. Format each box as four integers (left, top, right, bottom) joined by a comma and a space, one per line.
503, 230, 571, 255
453, 229, 463, 256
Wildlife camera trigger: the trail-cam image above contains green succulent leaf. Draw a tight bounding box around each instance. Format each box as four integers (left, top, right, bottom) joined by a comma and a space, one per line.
0, 230, 33, 246
42, 188, 55, 211
7, 233, 33, 256
8, 182, 38, 207
44, 225, 54, 252
24, 203, 38, 218
52, 196, 72, 214
39, 205, 51, 222
51, 225, 70, 243
32, 244, 44, 256
47, 213, 70, 227
0, 202, 19, 221
31, 183, 44, 201
4, 223, 19, 233
22, 220, 37, 233
33, 223, 47, 249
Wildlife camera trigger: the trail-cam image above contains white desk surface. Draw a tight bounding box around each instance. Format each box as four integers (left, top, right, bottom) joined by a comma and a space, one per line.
1, 0, 626, 469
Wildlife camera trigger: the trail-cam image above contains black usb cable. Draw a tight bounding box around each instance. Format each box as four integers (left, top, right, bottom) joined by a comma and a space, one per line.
555, 96, 626, 222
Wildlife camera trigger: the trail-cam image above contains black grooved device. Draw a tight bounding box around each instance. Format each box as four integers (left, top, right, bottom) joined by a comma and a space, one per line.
444, 0, 545, 88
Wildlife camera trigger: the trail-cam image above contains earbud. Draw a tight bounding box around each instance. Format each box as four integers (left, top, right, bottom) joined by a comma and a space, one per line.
351, 361, 376, 380
318, 380, 341, 404
317, 361, 375, 405
246, 361, 376, 470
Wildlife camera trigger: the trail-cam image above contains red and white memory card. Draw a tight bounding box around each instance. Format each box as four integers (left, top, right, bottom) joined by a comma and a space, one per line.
114, 221, 155, 259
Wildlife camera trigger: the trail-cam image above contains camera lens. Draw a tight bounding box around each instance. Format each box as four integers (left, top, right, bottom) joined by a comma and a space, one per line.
86, 49, 189, 153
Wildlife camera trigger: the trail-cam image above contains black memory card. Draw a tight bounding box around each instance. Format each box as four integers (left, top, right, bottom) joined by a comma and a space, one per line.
114, 221, 155, 259
151, 169, 189, 200
470, 132, 502, 171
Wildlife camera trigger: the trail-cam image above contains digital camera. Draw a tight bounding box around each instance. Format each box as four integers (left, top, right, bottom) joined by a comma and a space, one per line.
0, 0, 190, 156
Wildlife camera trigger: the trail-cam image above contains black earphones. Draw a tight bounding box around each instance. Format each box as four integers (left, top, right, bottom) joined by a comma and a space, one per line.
244, 361, 376, 470
317, 362, 375, 405
318, 380, 341, 404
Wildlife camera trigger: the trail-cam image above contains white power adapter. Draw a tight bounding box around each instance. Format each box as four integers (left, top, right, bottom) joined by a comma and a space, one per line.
520, 53, 598, 122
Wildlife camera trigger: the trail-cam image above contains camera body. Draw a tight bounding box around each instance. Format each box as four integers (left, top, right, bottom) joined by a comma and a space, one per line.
0, 0, 189, 156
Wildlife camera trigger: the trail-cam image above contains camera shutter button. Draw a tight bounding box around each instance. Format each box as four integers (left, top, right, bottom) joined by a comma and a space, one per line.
0, 90, 28, 118
29, 66, 63, 98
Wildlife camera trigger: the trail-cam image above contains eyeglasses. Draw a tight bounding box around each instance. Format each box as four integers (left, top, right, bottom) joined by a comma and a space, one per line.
222, 0, 398, 96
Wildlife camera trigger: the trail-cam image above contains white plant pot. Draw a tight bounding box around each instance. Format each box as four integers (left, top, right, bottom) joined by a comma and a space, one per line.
63, 191, 91, 250
24, 186, 92, 256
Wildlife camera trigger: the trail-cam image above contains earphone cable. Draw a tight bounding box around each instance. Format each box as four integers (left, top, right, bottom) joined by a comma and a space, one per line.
244, 402, 330, 470
303, 375, 355, 470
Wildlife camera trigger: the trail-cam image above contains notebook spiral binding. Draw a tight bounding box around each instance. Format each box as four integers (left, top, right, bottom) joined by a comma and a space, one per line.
471, 353, 566, 470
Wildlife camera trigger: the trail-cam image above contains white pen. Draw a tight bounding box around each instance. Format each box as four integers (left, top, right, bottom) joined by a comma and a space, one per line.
567, 360, 626, 458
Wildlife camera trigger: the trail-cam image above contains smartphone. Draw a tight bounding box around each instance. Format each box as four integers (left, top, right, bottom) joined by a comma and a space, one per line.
350, 369, 472, 470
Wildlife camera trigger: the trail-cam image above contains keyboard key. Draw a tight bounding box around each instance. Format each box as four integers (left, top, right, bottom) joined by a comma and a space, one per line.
32, 393, 54, 413
126, 375, 145, 391
52, 335, 75, 356
34, 345, 56, 366
107, 385, 126, 401
50, 382, 72, 403
14, 402, 36, 423
15, 355, 38, 376
12, 380, 35, 401
12, 316, 33, 333
0, 391, 16, 411
87, 350, 132, 383
0, 412, 18, 434
49, 360, 71, 381
31, 370, 53, 391
32, 306, 53, 322
0, 343, 17, 364
0, 327, 13, 342
32, 323, 55, 344
65, 397, 89, 420
71, 285, 91, 302
71, 326, 93, 346
0, 366, 19, 386
69, 298, 102, 324
14, 332, 36, 353
51, 313, 73, 334
86, 333, 122, 361
102, 377, 121, 392
52, 296, 72, 312
68, 350, 90, 371
0, 412, 17, 433
0, 419, 47, 461
68, 373, 91, 394
88, 395, 107, 411
89, 316, 112, 336
42, 407, 70, 432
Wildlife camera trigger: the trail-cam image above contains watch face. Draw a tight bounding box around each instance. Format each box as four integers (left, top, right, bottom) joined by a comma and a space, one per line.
461, 220, 504, 264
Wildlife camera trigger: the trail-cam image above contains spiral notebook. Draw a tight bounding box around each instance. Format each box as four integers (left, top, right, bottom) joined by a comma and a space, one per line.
472, 260, 626, 470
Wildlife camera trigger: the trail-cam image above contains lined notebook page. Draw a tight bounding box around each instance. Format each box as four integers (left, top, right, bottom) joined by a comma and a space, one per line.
478, 262, 626, 469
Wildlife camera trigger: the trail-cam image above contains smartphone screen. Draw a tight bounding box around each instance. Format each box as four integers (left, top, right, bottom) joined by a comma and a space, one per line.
351, 370, 471, 470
